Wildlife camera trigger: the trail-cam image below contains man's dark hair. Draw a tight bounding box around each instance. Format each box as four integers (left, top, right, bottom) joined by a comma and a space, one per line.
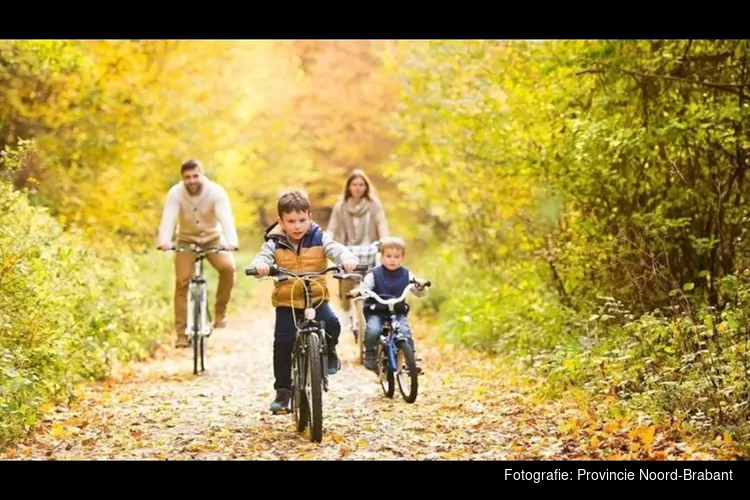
181, 159, 202, 174
277, 189, 311, 216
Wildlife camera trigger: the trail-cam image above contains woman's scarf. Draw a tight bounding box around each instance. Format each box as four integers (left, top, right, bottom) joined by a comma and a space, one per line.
341, 197, 372, 245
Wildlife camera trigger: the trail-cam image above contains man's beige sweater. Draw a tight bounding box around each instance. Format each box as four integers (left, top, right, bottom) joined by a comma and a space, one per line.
158, 177, 239, 248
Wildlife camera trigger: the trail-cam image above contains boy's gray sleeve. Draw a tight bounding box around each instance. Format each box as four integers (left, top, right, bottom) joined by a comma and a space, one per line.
322, 232, 357, 264
409, 271, 428, 297
249, 240, 276, 268
362, 272, 375, 292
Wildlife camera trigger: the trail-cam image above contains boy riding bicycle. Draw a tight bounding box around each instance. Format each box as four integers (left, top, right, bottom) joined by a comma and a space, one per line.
349, 236, 428, 373
248, 189, 360, 413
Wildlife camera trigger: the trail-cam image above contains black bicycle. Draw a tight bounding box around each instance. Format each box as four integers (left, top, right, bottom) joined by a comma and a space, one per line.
162, 244, 236, 375
246, 262, 367, 442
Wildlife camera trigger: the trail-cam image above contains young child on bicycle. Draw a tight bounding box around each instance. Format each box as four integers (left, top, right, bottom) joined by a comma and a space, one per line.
350, 236, 428, 373
248, 189, 360, 414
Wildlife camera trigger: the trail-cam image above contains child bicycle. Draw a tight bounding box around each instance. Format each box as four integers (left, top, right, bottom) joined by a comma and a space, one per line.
347, 277, 431, 403
245, 262, 367, 443
162, 243, 236, 375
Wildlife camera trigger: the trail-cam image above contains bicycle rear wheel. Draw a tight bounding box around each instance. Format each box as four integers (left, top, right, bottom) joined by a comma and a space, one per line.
292, 337, 309, 430
306, 332, 323, 442
378, 345, 394, 398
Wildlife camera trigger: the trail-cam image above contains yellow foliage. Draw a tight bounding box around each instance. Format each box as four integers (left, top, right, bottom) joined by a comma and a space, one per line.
0, 40, 407, 247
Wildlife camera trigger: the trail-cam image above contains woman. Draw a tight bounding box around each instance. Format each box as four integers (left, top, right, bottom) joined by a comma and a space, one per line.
326, 169, 389, 346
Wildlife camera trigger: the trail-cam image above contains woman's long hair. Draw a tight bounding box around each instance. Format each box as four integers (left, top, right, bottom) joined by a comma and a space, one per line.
343, 168, 379, 201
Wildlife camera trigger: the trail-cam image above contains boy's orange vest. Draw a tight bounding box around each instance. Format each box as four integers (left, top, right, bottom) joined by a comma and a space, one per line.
265, 221, 329, 309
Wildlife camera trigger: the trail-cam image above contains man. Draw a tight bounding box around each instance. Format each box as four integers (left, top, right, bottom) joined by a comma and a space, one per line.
158, 159, 239, 348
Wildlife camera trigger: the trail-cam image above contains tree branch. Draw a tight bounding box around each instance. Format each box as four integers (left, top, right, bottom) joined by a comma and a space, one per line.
576, 67, 750, 98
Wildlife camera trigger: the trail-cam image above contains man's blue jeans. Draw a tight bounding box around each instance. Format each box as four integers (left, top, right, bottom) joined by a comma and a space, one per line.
364, 313, 415, 353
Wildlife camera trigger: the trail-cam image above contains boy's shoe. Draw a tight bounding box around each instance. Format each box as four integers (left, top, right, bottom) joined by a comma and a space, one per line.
270, 389, 291, 414
327, 348, 341, 375
364, 351, 378, 372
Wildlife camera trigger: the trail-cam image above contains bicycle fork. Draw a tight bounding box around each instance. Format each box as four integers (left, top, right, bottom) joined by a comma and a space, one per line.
386, 339, 398, 372
302, 307, 330, 392
186, 277, 210, 337
383, 330, 407, 373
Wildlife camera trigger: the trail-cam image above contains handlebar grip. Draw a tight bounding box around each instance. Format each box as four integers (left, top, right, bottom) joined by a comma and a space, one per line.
245, 268, 258, 276
355, 264, 368, 272
423, 280, 431, 287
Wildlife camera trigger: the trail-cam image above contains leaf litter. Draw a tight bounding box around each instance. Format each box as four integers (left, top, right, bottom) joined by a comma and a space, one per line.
0, 293, 740, 461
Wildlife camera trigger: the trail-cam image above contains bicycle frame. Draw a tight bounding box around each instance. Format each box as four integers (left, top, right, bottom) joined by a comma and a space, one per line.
344, 274, 366, 364
379, 314, 401, 373
342, 240, 379, 365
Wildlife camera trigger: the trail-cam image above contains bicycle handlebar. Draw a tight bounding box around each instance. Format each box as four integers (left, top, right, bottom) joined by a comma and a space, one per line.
245, 263, 369, 279
158, 245, 238, 255
349, 278, 432, 305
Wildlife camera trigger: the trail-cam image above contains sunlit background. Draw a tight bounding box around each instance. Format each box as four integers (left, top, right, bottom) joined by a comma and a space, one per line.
2, 40, 749, 458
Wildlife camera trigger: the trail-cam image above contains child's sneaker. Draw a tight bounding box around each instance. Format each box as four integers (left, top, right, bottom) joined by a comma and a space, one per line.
269, 389, 290, 414
414, 356, 423, 375
327, 348, 341, 375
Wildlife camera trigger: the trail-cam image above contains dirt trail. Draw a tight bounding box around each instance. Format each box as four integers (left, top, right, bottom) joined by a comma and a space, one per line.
1, 281, 736, 460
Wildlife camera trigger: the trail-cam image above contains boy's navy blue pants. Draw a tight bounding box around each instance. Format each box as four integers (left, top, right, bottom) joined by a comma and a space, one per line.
273, 301, 340, 391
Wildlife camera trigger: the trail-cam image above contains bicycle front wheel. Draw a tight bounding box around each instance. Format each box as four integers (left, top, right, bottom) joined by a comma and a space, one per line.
396, 341, 418, 403
192, 288, 201, 375
306, 332, 323, 443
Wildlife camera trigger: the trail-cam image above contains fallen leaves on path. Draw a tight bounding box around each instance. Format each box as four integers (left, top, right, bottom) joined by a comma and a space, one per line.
0, 284, 740, 460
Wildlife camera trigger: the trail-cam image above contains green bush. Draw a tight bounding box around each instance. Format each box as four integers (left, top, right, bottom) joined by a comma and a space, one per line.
534, 288, 750, 441
420, 239, 750, 452
422, 251, 573, 355
0, 177, 174, 446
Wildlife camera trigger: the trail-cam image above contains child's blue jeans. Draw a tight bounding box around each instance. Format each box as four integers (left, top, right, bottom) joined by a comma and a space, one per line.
364, 313, 415, 353
273, 302, 340, 390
